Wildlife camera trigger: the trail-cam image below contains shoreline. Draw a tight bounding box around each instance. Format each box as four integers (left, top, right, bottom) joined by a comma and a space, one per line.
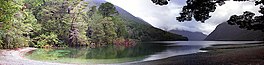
132, 42, 264, 65
0, 47, 72, 65
1, 42, 264, 65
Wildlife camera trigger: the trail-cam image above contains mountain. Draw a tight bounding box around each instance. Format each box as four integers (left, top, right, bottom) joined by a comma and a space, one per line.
87, 0, 150, 25
88, 0, 188, 41
205, 22, 264, 41
115, 6, 151, 25
112, 4, 187, 41
170, 30, 207, 41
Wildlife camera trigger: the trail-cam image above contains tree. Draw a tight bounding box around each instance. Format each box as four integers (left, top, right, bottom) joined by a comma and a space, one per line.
151, 0, 170, 5
0, 0, 187, 49
68, 1, 90, 47
31, 0, 90, 47
152, 0, 264, 31
0, 0, 43, 48
98, 2, 118, 17
87, 11, 118, 45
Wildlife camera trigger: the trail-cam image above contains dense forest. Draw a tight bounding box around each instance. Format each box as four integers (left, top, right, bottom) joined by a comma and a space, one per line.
0, 0, 187, 49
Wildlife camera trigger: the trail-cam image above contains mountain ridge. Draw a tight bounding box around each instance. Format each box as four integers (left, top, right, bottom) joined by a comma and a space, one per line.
205, 22, 264, 41
89, 0, 188, 41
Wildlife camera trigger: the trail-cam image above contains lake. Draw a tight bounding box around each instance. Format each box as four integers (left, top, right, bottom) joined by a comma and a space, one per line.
25, 41, 263, 64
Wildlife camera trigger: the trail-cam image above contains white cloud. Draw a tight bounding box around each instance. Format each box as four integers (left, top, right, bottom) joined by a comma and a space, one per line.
204, 1, 261, 34
106, 0, 260, 35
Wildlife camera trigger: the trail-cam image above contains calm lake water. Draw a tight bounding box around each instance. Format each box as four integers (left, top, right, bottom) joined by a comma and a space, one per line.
25, 41, 263, 64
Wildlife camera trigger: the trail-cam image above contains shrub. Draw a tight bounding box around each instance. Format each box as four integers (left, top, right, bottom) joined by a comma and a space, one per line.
33, 32, 62, 48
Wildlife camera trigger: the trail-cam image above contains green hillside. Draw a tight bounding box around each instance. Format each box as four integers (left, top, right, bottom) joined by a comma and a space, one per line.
0, 0, 187, 49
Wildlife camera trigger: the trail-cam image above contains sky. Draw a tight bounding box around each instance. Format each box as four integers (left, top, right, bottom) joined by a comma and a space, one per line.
105, 0, 261, 35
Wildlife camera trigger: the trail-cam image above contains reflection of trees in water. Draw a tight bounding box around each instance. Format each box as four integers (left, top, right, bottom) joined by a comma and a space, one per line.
85, 43, 167, 59
29, 43, 168, 60
152, 0, 264, 32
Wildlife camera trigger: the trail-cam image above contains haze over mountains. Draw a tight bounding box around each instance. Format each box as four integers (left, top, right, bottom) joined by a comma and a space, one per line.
170, 30, 207, 41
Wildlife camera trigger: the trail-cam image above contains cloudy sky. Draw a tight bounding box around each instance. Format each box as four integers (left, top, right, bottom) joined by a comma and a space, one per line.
105, 0, 261, 35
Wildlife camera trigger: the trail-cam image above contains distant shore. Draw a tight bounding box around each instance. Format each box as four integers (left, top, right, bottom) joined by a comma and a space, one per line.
132, 42, 264, 65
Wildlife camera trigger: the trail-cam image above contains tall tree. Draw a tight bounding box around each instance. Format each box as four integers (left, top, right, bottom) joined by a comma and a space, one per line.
0, 0, 41, 48
98, 2, 118, 17
32, 0, 90, 47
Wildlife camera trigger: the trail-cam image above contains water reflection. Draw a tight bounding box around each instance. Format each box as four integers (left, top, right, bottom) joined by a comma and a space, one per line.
142, 41, 263, 61
26, 43, 167, 64
26, 41, 263, 64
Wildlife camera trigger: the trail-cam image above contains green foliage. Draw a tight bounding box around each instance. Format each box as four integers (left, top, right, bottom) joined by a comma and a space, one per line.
33, 32, 62, 48
101, 17, 118, 44
98, 2, 118, 17
32, 0, 90, 46
0, 0, 22, 24
0, 0, 86, 48
0, 1, 187, 49
88, 12, 118, 44
0, 0, 41, 49
112, 16, 129, 38
125, 19, 187, 41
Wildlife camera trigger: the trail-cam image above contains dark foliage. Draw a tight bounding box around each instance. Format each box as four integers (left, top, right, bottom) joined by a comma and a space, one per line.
98, 2, 118, 17
176, 0, 225, 23
152, 0, 264, 31
151, 0, 170, 5
227, 11, 264, 32
227, 0, 264, 32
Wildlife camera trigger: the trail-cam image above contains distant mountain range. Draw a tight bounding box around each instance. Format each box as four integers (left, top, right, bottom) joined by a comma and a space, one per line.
205, 22, 264, 41
170, 30, 207, 41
